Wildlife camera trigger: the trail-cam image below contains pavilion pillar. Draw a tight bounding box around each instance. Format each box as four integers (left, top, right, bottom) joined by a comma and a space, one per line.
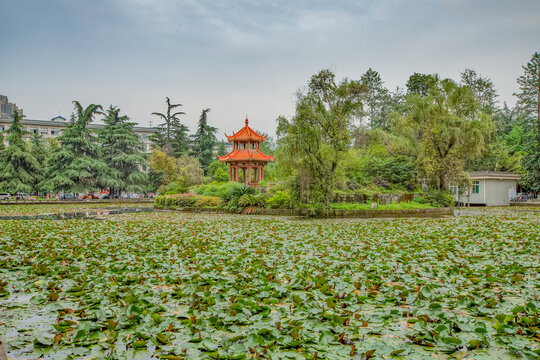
248, 167, 252, 185
235, 166, 239, 182
261, 166, 264, 181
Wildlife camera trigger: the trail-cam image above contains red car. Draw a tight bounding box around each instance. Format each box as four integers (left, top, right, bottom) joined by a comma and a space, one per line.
81, 194, 99, 200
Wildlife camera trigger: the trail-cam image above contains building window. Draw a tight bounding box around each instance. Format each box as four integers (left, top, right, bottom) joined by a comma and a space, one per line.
29, 127, 37, 134
40, 128, 48, 135
472, 181, 480, 194
0, 125, 4, 131
449, 185, 459, 196
51, 128, 59, 136
141, 134, 147, 141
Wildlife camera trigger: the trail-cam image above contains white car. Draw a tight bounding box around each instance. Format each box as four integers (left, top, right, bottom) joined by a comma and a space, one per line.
0, 193, 11, 201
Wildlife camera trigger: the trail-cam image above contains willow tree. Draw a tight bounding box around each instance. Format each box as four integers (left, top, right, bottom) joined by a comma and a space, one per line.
42, 101, 118, 193
399, 78, 493, 190
0, 112, 40, 193
276, 69, 365, 208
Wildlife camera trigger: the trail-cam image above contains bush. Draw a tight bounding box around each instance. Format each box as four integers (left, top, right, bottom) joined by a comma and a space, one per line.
415, 189, 454, 207
154, 195, 167, 208
154, 193, 197, 208
265, 190, 292, 209
163, 181, 188, 195
194, 196, 223, 208
196, 182, 244, 202
238, 194, 265, 207
213, 168, 230, 182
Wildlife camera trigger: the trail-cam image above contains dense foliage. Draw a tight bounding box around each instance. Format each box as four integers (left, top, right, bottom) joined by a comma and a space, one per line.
42, 102, 119, 193
0, 206, 538, 359
0, 112, 40, 193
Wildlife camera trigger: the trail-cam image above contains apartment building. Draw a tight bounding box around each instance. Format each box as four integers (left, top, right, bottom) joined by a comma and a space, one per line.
0, 115, 156, 152
0, 95, 23, 119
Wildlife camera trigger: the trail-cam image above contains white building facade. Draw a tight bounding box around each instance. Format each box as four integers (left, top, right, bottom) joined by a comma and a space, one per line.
451, 171, 521, 206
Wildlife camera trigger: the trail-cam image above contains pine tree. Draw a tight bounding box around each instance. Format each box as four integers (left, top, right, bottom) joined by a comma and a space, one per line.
0, 112, 40, 193
99, 106, 148, 194
150, 97, 190, 156
190, 108, 217, 172
0, 132, 5, 152
29, 132, 48, 193
515, 52, 540, 145
360, 68, 393, 129
217, 140, 227, 156
42, 101, 118, 193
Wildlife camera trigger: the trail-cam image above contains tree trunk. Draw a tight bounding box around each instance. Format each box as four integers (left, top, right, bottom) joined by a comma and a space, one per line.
439, 173, 446, 192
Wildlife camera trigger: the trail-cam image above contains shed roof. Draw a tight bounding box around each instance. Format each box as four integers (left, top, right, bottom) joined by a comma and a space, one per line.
468, 171, 521, 180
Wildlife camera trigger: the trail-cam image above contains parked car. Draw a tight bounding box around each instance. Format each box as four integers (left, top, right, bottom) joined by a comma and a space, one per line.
0, 193, 11, 201
99, 193, 119, 199
14, 193, 35, 201
60, 193, 76, 200
81, 194, 99, 200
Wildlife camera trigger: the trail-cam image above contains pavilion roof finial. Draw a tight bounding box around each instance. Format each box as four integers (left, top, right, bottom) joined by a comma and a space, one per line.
245, 116, 248, 126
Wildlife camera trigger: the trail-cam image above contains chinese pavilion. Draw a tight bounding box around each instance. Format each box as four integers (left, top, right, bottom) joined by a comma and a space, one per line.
217, 118, 275, 186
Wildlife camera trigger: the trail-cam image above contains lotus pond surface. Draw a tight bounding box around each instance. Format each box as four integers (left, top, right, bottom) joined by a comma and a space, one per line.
0, 206, 538, 359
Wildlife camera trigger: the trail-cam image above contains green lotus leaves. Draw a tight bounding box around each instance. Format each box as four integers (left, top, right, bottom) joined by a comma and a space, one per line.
0, 205, 539, 359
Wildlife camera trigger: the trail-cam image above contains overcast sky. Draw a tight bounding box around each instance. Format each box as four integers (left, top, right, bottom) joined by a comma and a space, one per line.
1, 0, 539, 137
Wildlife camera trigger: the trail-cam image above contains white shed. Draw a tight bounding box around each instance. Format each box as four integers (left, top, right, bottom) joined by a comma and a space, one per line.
452, 171, 521, 206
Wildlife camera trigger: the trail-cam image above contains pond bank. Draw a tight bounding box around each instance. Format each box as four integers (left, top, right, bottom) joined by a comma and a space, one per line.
158, 206, 454, 218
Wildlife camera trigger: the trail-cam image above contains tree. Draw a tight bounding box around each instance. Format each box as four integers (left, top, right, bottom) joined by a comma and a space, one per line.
399, 78, 493, 190
216, 140, 227, 157
276, 69, 365, 208
176, 154, 204, 187
150, 97, 190, 156
190, 108, 217, 172
149, 149, 178, 187
42, 102, 118, 193
515, 52, 540, 145
99, 106, 148, 194
0, 112, 40, 193
406, 73, 438, 97
360, 68, 393, 129
208, 159, 228, 179
29, 132, 48, 193
460, 69, 498, 115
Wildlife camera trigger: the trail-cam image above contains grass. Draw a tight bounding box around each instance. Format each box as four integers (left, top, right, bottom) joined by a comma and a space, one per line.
329, 201, 433, 210
0, 205, 538, 359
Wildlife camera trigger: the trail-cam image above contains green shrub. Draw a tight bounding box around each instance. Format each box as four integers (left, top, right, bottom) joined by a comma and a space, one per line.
213, 168, 230, 182
415, 189, 454, 207
155, 193, 197, 208
238, 194, 265, 207
265, 190, 292, 209
154, 195, 167, 208
163, 181, 188, 195
196, 182, 243, 202
194, 196, 223, 208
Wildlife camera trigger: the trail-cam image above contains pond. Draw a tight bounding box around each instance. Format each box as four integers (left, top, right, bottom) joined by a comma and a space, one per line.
0, 207, 154, 220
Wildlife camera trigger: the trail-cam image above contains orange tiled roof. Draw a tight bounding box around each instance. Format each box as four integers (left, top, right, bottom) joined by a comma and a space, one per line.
225, 118, 267, 142
217, 148, 275, 163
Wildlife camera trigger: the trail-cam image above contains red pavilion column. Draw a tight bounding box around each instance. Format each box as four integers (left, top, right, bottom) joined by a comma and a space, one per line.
248, 167, 252, 185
